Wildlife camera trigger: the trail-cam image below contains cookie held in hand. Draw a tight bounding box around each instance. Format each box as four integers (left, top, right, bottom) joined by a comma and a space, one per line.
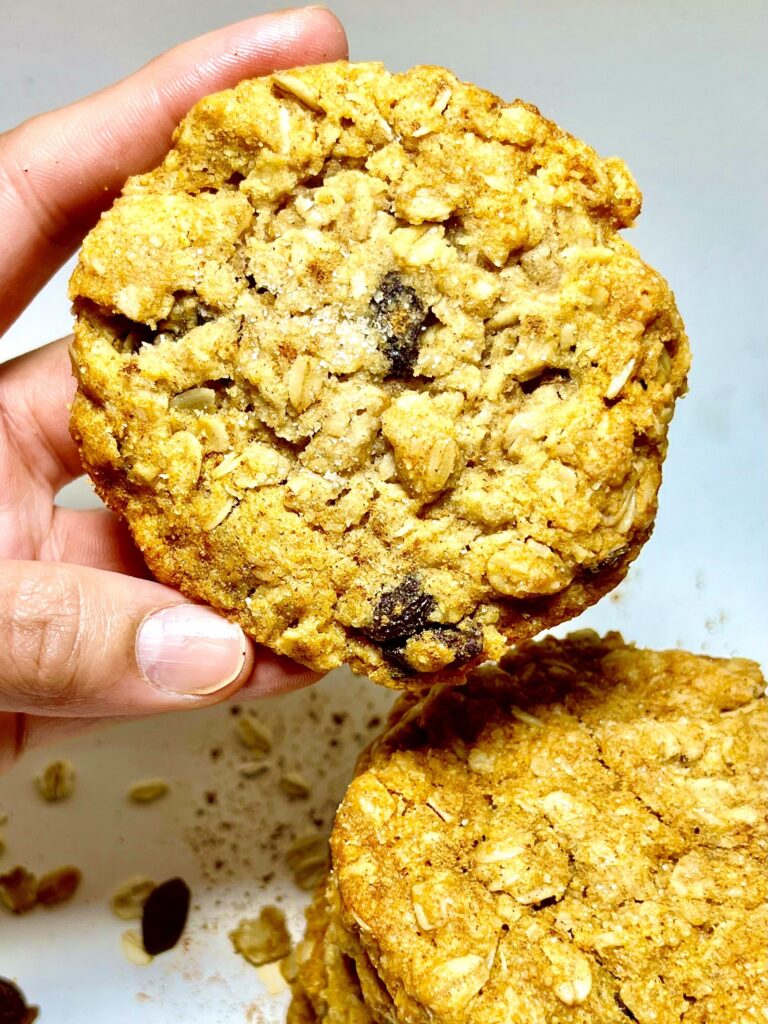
69, 62, 689, 688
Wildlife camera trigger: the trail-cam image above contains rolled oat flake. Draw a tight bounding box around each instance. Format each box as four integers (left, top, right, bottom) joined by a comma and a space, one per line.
0, 978, 38, 1023
141, 876, 190, 955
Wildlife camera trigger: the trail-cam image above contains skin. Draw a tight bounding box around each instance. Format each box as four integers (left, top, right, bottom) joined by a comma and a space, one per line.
0, 6, 348, 768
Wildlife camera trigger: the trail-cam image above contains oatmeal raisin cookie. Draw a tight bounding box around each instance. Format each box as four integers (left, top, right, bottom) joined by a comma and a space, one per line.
69, 63, 689, 687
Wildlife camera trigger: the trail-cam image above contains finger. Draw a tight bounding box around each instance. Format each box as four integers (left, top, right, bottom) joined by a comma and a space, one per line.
0, 559, 269, 718
0, 6, 348, 335
237, 652, 321, 698
0, 652, 321, 770
46, 507, 152, 578
0, 336, 81, 495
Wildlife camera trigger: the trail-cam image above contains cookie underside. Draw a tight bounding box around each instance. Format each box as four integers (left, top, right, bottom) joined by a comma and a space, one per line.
69, 62, 689, 688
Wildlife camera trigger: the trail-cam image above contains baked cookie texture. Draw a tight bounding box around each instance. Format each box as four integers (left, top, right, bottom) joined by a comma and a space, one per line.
289, 632, 768, 1024
69, 62, 689, 688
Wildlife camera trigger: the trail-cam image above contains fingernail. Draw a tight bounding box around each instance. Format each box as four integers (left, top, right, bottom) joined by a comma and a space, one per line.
136, 605, 247, 696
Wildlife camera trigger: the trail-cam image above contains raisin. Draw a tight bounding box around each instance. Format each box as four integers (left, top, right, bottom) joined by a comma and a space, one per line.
0, 978, 38, 1024
363, 576, 437, 643
369, 273, 428, 377
440, 623, 484, 664
141, 877, 190, 955
384, 624, 484, 673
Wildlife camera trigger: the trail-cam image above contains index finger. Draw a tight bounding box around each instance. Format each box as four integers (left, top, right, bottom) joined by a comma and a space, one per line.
0, 6, 348, 337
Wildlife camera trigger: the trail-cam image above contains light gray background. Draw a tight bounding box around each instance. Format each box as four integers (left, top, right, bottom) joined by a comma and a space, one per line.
1, 2, 766, 1020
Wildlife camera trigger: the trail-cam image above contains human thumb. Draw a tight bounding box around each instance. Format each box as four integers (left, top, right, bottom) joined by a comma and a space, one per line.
0, 559, 254, 716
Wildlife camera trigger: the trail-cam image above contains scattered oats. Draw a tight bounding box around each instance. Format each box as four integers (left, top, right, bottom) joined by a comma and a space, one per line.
0, 866, 38, 914
128, 779, 169, 804
285, 833, 328, 891
121, 929, 153, 966
111, 876, 156, 921
285, 833, 325, 866
35, 760, 75, 802
35, 866, 81, 907
237, 760, 271, 779
279, 772, 310, 799
236, 716, 273, 754
230, 906, 292, 967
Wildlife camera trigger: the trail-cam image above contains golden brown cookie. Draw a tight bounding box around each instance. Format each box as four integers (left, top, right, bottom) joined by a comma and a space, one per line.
291, 632, 768, 1023
69, 63, 689, 688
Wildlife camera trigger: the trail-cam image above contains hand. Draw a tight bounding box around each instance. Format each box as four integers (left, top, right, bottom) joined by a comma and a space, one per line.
0, 7, 348, 767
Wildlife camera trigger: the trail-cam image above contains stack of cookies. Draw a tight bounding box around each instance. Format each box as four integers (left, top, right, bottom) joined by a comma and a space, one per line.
288, 633, 767, 1023
68, 62, 766, 1021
